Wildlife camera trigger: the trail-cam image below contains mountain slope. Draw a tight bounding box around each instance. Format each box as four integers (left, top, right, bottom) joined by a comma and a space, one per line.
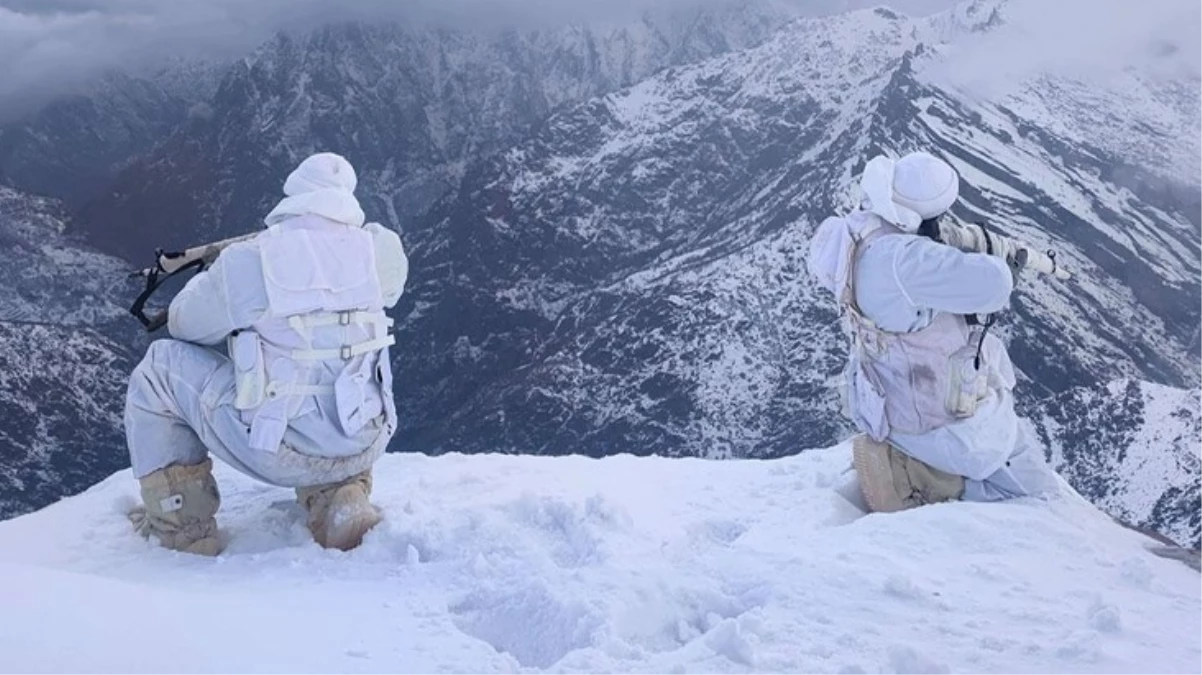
1, 445, 1198, 673
390, 1, 1199, 458
0, 63, 224, 208
76, 2, 798, 262
0, 186, 141, 519
0, 322, 134, 521
1029, 379, 1201, 550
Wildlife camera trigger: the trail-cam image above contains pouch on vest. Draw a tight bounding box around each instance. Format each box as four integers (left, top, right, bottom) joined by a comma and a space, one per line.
946, 329, 989, 418
248, 404, 289, 454
334, 355, 385, 437
845, 352, 889, 442
376, 354, 398, 436
247, 359, 309, 454
229, 331, 266, 410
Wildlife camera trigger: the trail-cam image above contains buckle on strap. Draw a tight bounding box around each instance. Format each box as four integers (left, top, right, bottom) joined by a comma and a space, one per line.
338, 311, 352, 326
159, 494, 184, 513
340, 345, 352, 360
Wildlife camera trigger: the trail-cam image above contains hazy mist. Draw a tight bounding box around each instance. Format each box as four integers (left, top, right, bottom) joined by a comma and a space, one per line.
0, 0, 958, 121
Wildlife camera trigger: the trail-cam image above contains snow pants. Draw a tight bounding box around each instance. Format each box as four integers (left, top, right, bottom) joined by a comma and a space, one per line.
124, 339, 388, 488
958, 425, 1061, 502
891, 423, 1059, 503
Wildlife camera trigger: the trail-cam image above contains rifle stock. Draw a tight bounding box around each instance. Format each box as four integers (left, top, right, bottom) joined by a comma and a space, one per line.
128, 232, 258, 331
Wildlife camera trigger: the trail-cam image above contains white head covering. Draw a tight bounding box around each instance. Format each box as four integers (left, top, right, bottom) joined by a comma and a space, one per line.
858, 151, 959, 232
265, 152, 366, 227
807, 151, 959, 302
283, 152, 358, 195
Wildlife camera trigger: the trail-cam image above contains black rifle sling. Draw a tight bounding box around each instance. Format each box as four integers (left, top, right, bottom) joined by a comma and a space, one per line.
128, 257, 207, 331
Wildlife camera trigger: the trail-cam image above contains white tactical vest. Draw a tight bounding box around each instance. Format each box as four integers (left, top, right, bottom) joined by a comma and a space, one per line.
839, 223, 991, 441
230, 221, 397, 453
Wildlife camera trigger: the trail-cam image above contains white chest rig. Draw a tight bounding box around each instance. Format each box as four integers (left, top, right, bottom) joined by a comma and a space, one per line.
838, 223, 990, 441
230, 222, 396, 453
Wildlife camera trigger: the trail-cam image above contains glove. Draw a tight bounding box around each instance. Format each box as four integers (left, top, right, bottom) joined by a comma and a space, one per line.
1008, 247, 1028, 282
979, 228, 1025, 283
147, 309, 169, 332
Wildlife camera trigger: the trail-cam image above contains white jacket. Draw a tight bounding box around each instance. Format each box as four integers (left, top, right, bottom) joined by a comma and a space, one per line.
167, 161, 408, 458
810, 210, 1056, 498
168, 220, 407, 347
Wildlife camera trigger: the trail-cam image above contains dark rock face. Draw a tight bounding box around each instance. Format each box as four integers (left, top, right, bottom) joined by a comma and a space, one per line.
74, 7, 796, 263
387, 10, 1198, 461
0, 187, 142, 519
1029, 379, 1200, 550
0, 323, 137, 520
0, 66, 223, 209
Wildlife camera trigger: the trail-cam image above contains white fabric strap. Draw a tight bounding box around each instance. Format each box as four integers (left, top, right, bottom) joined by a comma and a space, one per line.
286, 308, 394, 361
288, 310, 393, 331
265, 382, 336, 398
291, 334, 396, 362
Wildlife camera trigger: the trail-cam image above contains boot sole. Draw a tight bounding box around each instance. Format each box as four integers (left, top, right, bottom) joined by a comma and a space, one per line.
852, 435, 906, 514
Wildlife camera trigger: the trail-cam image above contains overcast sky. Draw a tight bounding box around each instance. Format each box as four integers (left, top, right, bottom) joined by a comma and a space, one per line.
930, 0, 1200, 91
0, 0, 960, 121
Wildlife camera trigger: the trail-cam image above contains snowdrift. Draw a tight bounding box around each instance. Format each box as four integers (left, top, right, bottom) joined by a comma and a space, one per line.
1, 443, 1198, 673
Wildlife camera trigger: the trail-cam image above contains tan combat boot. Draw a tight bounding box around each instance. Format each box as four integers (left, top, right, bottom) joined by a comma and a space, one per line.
852, 434, 965, 513
296, 469, 381, 551
128, 458, 223, 556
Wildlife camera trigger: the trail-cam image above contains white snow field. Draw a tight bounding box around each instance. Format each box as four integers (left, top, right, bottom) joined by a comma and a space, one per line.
0, 442, 1198, 673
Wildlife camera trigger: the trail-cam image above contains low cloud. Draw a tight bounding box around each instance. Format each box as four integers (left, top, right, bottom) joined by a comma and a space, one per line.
929, 0, 1201, 91
0, 0, 956, 121
924, 0, 1200, 179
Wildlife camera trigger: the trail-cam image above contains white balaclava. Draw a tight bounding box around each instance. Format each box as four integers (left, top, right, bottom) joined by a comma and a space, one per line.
264, 152, 366, 227
859, 151, 959, 232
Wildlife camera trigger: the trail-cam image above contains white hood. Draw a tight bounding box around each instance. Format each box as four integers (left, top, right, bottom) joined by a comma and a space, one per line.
859, 152, 959, 232
265, 153, 366, 228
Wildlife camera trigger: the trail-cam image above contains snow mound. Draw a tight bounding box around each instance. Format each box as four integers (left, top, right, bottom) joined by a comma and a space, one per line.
1, 445, 1198, 673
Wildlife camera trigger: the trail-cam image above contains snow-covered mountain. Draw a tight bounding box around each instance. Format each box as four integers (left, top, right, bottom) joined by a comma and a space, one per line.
0, 62, 224, 208
0, 0, 1196, 552
0, 186, 142, 520
0, 187, 131, 325
1029, 379, 1201, 550
76, 1, 798, 262
0, 0, 801, 518
0, 445, 1198, 672
389, 1, 1199, 458
923, 0, 1202, 184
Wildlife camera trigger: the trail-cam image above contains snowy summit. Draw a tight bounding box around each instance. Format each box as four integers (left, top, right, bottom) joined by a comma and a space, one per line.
1, 444, 1198, 673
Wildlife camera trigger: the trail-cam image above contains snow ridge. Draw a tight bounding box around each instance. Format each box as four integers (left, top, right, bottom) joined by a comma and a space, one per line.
0, 446, 1198, 672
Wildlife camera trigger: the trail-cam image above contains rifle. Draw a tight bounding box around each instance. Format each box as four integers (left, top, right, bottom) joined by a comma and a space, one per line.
914, 218, 1071, 377
128, 233, 257, 332
919, 218, 1072, 281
